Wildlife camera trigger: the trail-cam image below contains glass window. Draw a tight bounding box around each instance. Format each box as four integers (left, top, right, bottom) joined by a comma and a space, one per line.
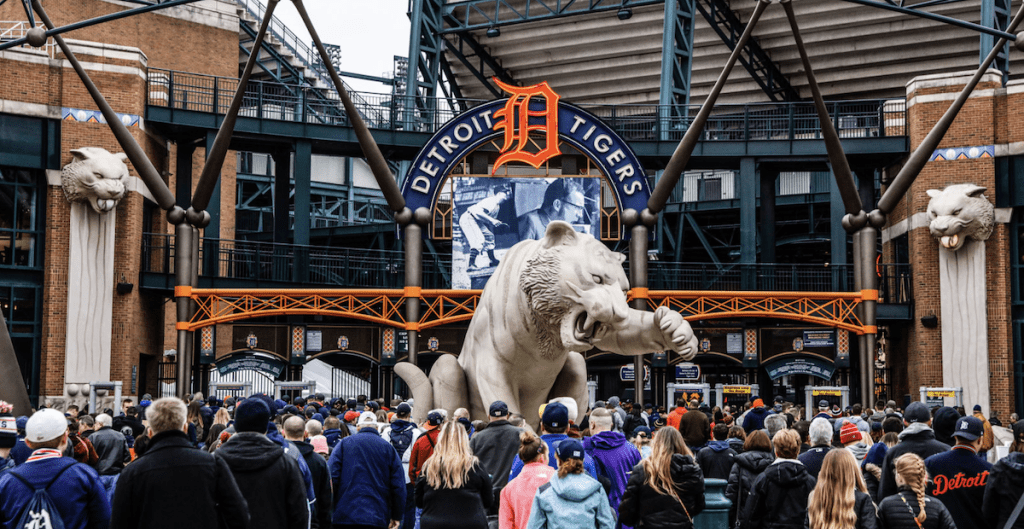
0, 167, 43, 269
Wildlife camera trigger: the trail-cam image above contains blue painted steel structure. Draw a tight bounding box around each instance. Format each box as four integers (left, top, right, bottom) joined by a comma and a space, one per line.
981, 0, 1012, 82
659, 0, 697, 141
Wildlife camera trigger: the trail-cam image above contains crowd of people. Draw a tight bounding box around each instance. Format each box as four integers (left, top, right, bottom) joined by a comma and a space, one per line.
0, 392, 1023, 529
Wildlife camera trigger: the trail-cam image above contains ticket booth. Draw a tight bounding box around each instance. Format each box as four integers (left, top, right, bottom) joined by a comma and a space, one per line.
714, 384, 760, 410
804, 386, 850, 419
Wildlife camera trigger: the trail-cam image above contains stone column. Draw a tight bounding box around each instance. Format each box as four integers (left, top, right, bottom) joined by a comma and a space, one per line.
938, 240, 989, 414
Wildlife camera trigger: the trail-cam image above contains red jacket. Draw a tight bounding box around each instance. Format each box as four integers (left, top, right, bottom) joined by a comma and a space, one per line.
408, 428, 440, 481
666, 406, 687, 430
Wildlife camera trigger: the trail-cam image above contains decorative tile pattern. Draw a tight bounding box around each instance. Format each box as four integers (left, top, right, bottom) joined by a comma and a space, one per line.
382, 328, 395, 355
929, 145, 994, 161
291, 326, 304, 355
62, 107, 141, 127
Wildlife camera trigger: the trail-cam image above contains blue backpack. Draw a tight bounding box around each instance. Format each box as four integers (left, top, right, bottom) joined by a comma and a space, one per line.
8, 461, 75, 529
388, 423, 415, 455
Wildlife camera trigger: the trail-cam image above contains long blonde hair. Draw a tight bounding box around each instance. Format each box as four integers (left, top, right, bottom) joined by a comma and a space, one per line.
894, 453, 929, 525
641, 427, 692, 502
422, 420, 478, 489
808, 449, 867, 529
213, 408, 230, 427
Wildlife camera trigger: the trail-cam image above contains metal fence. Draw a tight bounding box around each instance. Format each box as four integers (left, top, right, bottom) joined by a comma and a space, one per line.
209, 368, 275, 396
331, 367, 371, 400
147, 69, 908, 141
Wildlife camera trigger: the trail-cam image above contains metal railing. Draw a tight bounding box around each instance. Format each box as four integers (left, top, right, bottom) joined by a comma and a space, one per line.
147, 69, 908, 141
0, 21, 55, 58
143, 233, 912, 301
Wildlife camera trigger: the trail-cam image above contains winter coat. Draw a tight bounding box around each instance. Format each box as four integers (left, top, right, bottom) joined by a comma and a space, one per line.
500, 462, 555, 529
729, 437, 745, 453
294, 440, 332, 529
667, 407, 687, 430
743, 408, 772, 434
623, 414, 647, 438
804, 490, 878, 529
323, 428, 344, 449
525, 472, 615, 529
740, 459, 816, 529
975, 411, 995, 452
877, 487, 957, 529
878, 425, 949, 500
469, 420, 523, 495
727, 449, 774, 523
619, 454, 706, 529
215, 432, 309, 529
697, 440, 738, 480
925, 446, 992, 529
0, 455, 111, 529
110, 429, 249, 529
415, 461, 493, 529
862, 442, 889, 504
583, 431, 642, 512
328, 428, 406, 528
510, 433, 599, 481
90, 426, 130, 475
798, 446, 831, 480
409, 428, 441, 481
679, 409, 711, 449
983, 452, 1024, 529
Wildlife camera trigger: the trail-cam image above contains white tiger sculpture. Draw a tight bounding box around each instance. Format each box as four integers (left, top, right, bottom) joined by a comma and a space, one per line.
61, 147, 129, 213
395, 221, 698, 430
926, 184, 994, 251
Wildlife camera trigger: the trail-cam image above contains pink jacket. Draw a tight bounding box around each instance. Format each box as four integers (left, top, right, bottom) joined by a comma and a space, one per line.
500, 461, 556, 529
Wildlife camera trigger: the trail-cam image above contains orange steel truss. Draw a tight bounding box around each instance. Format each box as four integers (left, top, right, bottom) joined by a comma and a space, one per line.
176, 287, 877, 335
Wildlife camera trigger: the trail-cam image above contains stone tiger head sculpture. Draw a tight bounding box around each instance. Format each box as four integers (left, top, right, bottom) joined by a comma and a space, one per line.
926, 184, 994, 251
61, 147, 129, 214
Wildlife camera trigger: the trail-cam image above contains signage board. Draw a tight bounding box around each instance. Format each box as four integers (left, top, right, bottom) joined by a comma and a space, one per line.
812, 389, 842, 397
216, 354, 286, 378
306, 330, 322, 353
727, 333, 743, 355
803, 331, 834, 348
926, 390, 956, 398
620, 364, 651, 382
723, 385, 751, 395
676, 363, 700, 380
765, 357, 835, 381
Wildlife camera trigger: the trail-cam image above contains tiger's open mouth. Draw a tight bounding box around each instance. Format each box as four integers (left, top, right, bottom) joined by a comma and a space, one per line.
939, 234, 963, 250
574, 311, 601, 342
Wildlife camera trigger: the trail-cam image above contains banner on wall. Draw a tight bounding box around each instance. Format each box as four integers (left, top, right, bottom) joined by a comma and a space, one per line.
452, 176, 601, 289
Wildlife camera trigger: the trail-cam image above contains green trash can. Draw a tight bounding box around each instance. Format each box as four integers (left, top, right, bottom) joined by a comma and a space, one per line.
694, 478, 732, 529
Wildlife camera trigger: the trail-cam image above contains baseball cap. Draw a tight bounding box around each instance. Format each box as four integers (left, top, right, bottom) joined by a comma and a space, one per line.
555, 438, 585, 461
367, 401, 380, 411
426, 410, 445, 427
356, 412, 378, 428
26, 409, 68, 443
952, 416, 983, 441
973, 405, 982, 413
346, 399, 357, 409
632, 425, 651, 438
774, 396, 784, 404
343, 411, 359, 423
542, 402, 569, 429
904, 402, 931, 424
396, 403, 412, 415
818, 400, 829, 410
489, 400, 509, 417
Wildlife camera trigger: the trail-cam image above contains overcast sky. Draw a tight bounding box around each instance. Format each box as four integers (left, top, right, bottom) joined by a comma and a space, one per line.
271, 1, 412, 94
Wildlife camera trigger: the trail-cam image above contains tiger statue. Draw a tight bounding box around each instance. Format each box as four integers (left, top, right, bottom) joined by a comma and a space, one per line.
395, 221, 698, 430
61, 147, 128, 214
926, 184, 994, 251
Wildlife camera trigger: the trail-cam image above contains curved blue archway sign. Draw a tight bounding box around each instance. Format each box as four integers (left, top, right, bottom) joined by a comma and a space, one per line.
400, 81, 651, 240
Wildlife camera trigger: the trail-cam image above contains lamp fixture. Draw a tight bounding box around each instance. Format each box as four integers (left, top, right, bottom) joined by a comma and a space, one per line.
617, 7, 633, 20
486, 26, 500, 38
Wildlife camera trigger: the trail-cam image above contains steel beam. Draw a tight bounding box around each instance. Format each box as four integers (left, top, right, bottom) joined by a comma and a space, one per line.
837, 0, 1016, 40
980, 0, 1011, 82
441, 0, 666, 33
659, 0, 696, 141
630, 224, 650, 406
406, 0, 445, 117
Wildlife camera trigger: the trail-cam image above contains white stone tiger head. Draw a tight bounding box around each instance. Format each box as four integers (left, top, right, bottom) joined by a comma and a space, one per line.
926, 184, 994, 251
61, 147, 128, 214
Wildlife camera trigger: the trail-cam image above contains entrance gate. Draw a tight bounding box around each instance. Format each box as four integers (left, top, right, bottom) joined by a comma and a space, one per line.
208, 382, 252, 398
275, 381, 317, 402
920, 387, 963, 408
331, 367, 371, 400
209, 368, 274, 396
667, 383, 711, 407
804, 386, 851, 419
715, 384, 760, 410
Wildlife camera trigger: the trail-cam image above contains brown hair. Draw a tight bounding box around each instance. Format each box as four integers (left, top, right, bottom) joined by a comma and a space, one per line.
556, 457, 585, 478
807, 449, 866, 529
881, 432, 899, 448
894, 453, 928, 524
518, 431, 547, 463
744, 429, 772, 453
772, 429, 800, 459
728, 426, 746, 442
641, 427, 692, 503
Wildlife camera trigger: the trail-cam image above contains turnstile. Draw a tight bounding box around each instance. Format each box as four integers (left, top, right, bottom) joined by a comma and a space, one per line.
804, 386, 850, 420
274, 381, 317, 401
209, 382, 252, 398
714, 384, 760, 411
667, 383, 712, 407
920, 387, 963, 408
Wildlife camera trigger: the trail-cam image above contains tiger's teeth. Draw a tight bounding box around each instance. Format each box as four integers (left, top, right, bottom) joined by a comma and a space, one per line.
941, 236, 951, 248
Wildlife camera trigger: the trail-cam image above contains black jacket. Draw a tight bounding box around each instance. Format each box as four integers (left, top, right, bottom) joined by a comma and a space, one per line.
863, 463, 882, 504
803, 490, 878, 529
878, 426, 949, 500
740, 460, 816, 529
467, 420, 522, 495
215, 432, 309, 529
726, 449, 774, 522
619, 454, 706, 529
90, 426, 130, 475
295, 440, 332, 529
110, 429, 249, 529
696, 441, 738, 480
415, 462, 493, 529
984, 452, 1024, 529
877, 487, 957, 529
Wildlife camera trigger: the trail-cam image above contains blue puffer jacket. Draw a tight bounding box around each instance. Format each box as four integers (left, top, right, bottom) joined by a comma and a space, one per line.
329, 428, 407, 528
526, 472, 615, 529
0, 457, 111, 529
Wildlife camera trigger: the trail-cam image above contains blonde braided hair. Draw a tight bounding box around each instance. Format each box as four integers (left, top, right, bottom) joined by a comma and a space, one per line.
895, 453, 928, 524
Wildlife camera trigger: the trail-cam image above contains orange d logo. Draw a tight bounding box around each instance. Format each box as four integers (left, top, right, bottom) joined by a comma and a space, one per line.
492, 78, 561, 174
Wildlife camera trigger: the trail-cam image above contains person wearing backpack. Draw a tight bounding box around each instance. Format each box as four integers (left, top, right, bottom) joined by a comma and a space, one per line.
0, 408, 111, 529
382, 403, 417, 529
469, 401, 524, 526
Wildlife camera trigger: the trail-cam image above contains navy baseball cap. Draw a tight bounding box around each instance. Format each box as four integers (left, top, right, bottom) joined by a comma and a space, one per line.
489, 400, 509, 417
346, 399, 357, 408
427, 411, 444, 426
396, 403, 412, 415
367, 401, 380, 411
542, 402, 569, 429
904, 402, 932, 424
952, 416, 984, 441
818, 400, 829, 409
555, 438, 584, 461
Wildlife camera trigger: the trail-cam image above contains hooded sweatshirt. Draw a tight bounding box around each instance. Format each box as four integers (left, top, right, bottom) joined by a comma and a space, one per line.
697, 440, 738, 480
215, 432, 309, 529
983, 452, 1024, 529
526, 472, 615, 529
846, 442, 869, 463
741, 459, 816, 529
742, 407, 771, 434
583, 431, 642, 512
878, 423, 949, 499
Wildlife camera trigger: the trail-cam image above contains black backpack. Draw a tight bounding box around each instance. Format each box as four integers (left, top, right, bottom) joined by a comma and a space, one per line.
388, 423, 415, 455
8, 461, 76, 529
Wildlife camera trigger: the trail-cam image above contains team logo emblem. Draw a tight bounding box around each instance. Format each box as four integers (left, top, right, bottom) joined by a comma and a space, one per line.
492, 78, 561, 173
700, 338, 711, 353
338, 335, 349, 351
792, 337, 804, 352
428, 337, 439, 351
246, 333, 258, 350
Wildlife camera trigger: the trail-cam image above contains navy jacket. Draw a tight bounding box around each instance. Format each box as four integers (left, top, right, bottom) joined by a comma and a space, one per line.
742, 408, 772, 433
797, 446, 831, 480
329, 427, 406, 528
0, 455, 111, 529
925, 446, 991, 529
